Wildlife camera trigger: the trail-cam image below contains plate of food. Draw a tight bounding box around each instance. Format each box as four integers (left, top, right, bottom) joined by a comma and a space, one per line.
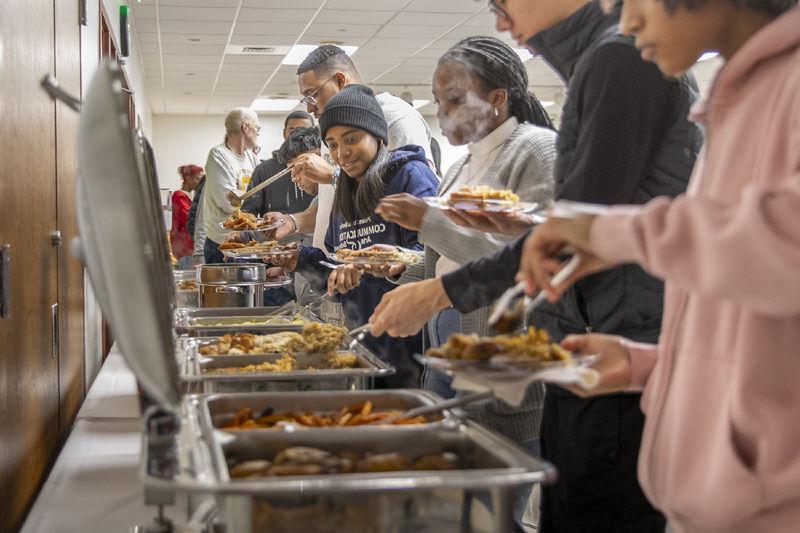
220, 209, 286, 232
418, 327, 597, 373
221, 240, 299, 260
334, 246, 422, 267
423, 185, 545, 214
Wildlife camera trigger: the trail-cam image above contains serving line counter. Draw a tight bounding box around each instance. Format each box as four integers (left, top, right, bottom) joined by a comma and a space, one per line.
21, 347, 192, 533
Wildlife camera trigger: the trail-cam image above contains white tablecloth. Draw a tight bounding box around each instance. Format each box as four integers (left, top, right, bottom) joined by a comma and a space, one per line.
21, 348, 189, 533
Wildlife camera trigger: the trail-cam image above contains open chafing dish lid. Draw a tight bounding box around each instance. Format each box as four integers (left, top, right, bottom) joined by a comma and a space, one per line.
76, 61, 180, 409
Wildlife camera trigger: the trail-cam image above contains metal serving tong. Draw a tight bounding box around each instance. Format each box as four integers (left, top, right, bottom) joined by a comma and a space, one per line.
371, 391, 494, 425
227, 166, 293, 208
347, 323, 373, 349
488, 255, 583, 334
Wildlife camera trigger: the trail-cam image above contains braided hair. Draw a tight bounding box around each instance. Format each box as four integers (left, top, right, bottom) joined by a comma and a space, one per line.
440, 36, 555, 131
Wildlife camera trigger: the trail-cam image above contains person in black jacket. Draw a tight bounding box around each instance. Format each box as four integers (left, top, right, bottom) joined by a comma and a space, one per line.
186, 174, 204, 241
370, 1, 703, 531
242, 110, 316, 217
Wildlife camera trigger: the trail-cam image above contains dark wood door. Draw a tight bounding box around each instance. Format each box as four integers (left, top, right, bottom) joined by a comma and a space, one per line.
0, 0, 60, 531
55, 0, 86, 436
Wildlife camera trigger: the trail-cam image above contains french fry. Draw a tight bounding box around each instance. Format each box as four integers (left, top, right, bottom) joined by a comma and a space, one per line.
360, 401, 373, 417
338, 412, 353, 426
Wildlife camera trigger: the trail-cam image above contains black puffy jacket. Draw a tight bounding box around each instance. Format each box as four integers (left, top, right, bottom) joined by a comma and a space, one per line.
443, 3, 703, 346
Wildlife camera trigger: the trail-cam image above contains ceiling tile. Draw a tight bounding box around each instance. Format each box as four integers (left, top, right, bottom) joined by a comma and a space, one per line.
325, 0, 409, 11
317, 9, 396, 25
404, 0, 478, 13
232, 21, 308, 36
238, 8, 319, 22
374, 24, 451, 39
156, 6, 237, 21
305, 22, 382, 38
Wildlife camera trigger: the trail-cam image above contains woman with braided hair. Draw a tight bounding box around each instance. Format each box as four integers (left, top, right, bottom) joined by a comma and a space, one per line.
371, 35, 557, 531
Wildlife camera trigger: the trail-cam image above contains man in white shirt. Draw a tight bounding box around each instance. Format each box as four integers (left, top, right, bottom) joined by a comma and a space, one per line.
202, 107, 261, 263
274, 45, 434, 250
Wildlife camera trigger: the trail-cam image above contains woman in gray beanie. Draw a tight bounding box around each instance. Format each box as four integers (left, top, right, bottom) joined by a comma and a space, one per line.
281, 84, 439, 388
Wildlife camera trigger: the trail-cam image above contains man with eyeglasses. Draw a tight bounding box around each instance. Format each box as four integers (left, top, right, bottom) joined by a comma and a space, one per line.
201, 107, 262, 264
271, 45, 434, 254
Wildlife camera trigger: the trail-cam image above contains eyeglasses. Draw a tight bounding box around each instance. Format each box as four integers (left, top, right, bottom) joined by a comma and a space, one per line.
300, 75, 336, 107
487, 0, 509, 20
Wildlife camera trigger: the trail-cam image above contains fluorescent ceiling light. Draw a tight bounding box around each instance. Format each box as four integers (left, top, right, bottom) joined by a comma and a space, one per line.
282, 44, 359, 66
540, 101, 554, 108
250, 98, 300, 112
698, 52, 719, 62
413, 99, 430, 109
514, 48, 534, 62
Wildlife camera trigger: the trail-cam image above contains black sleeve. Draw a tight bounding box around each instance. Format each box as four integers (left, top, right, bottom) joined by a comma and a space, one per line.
186, 180, 203, 237
296, 245, 335, 297
242, 163, 268, 215
557, 42, 676, 204
440, 230, 530, 314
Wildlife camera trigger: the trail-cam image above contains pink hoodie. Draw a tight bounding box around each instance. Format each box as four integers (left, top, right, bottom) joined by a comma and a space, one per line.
589, 8, 800, 533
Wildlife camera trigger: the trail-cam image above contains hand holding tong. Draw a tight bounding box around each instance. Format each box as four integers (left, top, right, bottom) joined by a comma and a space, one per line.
227, 166, 293, 208
488, 254, 583, 334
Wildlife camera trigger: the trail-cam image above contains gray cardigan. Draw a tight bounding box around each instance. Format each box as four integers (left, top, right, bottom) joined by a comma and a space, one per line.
403, 121, 557, 443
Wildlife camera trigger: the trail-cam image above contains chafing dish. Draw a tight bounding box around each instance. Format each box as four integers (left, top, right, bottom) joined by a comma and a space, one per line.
181, 339, 394, 393
174, 305, 314, 336
142, 395, 554, 533
200, 389, 456, 431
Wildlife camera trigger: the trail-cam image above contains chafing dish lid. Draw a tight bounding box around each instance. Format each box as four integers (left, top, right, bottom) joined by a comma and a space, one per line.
76, 61, 180, 408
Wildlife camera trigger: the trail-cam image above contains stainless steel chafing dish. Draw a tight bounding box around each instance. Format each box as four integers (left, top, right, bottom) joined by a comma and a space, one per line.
174, 269, 200, 308
200, 389, 457, 431
75, 62, 555, 533
143, 395, 554, 533
180, 337, 394, 393
174, 305, 313, 336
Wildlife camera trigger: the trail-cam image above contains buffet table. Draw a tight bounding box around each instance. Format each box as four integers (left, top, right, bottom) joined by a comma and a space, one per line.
21, 347, 190, 533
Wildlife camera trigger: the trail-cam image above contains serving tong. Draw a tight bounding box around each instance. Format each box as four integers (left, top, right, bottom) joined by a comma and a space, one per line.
371, 391, 494, 425
488, 255, 583, 334
226, 166, 293, 208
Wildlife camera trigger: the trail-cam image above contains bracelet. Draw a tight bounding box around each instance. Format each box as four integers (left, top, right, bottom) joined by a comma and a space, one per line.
287, 213, 299, 234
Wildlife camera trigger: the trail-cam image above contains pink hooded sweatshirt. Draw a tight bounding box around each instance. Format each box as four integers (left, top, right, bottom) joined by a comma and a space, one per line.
589, 8, 800, 533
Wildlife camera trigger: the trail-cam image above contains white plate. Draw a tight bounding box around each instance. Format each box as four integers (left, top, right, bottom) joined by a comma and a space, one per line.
219, 217, 286, 232
423, 196, 545, 214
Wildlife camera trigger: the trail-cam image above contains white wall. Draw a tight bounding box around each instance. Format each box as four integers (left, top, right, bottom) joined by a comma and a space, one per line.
152, 112, 468, 192
152, 114, 288, 192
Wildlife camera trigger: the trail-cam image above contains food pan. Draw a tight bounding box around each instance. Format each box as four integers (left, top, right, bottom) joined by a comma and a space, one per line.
200, 389, 457, 431
213, 422, 554, 533
180, 341, 394, 393
174, 305, 316, 336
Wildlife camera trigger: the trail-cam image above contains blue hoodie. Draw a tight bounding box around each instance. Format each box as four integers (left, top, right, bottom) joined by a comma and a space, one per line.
297, 145, 439, 385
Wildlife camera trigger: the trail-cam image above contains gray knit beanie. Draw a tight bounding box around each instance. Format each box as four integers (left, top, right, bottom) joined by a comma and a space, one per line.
319, 84, 388, 146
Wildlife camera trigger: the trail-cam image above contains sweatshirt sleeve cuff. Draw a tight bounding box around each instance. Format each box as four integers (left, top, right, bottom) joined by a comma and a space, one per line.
620, 339, 658, 391
589, 208, 642, 264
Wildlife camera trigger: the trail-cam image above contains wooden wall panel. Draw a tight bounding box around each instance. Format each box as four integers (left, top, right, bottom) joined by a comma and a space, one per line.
0, 0, 60, 531
55, 0, 86, 437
